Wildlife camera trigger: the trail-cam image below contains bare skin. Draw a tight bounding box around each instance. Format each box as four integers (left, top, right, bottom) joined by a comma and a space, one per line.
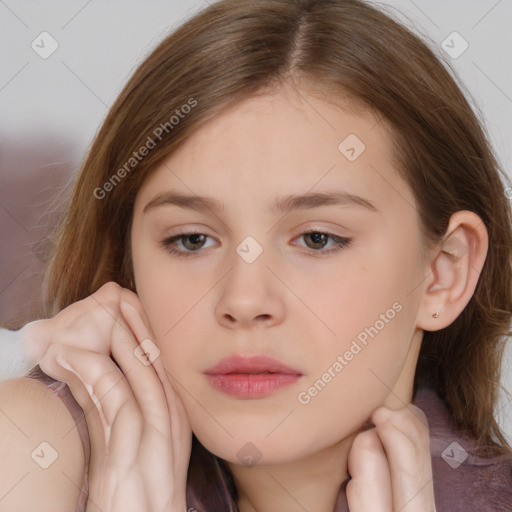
129, 85, 486, 511
0, 85, 487, 512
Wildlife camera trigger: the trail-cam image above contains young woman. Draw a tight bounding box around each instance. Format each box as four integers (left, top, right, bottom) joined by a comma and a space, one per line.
1, 0, 511, 510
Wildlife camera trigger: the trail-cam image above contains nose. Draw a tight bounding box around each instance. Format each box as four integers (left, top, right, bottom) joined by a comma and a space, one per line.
214, 248, 286, 329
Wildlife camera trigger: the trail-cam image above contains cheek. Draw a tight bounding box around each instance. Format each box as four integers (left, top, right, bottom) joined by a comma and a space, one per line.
132, 259, 201, 372
129, 220, 424, 461
138, 284, 203, 369
311, 301, 411, 400
304, 238, 422, 410
132, 241, 201, 337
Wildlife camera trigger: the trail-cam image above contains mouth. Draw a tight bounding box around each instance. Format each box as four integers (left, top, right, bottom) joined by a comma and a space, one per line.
205, 354, 302, 375
204, 355, 303, 398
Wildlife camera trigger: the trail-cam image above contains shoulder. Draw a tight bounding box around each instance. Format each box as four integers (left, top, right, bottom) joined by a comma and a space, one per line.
430, 446, 512, 511
413, 385, 512, 511
0, 375, 85, 512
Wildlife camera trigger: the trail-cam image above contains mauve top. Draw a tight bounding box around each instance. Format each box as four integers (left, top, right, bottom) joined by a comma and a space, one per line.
26, 365, 512, 511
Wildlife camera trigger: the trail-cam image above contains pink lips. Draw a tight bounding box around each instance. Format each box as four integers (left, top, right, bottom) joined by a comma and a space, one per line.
204, 355, 302, 398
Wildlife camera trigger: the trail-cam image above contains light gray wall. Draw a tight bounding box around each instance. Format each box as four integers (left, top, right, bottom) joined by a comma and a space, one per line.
1, 0, 511, 441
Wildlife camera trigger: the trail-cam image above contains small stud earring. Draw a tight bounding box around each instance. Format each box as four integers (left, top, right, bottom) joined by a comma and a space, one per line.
432, 312, 439, 318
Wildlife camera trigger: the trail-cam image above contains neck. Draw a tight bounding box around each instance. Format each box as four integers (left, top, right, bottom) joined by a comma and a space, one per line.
226, 432, 357, 512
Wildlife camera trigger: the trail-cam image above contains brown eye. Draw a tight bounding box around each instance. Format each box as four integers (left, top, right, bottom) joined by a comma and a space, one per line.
181, 234, 207, 250
303, 232, 329, 249
294, 231, 352, 256
161, 232, 215, 256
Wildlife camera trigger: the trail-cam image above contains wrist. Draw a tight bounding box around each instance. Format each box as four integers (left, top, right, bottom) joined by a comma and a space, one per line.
18, 318, 51, 366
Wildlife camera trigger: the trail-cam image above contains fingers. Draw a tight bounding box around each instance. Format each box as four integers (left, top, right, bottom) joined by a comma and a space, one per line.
347, 405, 435, 512
39, 282, 175, 449
40, 281, 151, 359
44, 312, 169, 434
39, 342, 137, 464
93, 282, 153, 339
108, 309, 170, 435
105, 300, 192, 508
39, 289, 191, 511
119, 301, 186, 400
120, 301, 192, 466
372, 404, 436, 512
346, 427, 392, 512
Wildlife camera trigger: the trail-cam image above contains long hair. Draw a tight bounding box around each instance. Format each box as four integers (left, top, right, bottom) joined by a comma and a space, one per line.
41, 0, 512, 457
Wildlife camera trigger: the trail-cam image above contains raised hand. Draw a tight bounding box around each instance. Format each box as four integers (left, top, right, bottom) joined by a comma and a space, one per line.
38, 282, 192, 512
346, 404, 436, 512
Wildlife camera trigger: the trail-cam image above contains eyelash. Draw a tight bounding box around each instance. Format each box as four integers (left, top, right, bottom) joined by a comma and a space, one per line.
160, 231, 352, 258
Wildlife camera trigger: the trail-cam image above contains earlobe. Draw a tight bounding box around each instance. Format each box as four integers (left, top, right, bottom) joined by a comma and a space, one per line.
417, 211, 488, 331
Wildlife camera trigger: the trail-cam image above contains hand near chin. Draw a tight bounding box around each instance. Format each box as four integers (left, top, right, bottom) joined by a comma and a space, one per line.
38, 283, 192, 512
346, 404, 436, 512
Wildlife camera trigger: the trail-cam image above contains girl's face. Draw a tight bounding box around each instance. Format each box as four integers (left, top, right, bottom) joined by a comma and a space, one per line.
131, 87, 430, 465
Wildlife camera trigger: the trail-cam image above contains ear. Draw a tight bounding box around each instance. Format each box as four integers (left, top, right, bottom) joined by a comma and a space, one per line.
417, 210, 488, 331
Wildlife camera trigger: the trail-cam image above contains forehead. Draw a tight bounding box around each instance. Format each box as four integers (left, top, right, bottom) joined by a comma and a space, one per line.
134, 87, 415, 217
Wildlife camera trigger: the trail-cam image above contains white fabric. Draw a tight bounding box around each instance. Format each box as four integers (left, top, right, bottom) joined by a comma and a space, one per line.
0, 328, 30, 380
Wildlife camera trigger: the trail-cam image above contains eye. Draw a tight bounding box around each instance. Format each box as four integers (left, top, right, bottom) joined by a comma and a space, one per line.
160, 230, 352, 257
161, 232, 216, 256
293, 231, 352, 256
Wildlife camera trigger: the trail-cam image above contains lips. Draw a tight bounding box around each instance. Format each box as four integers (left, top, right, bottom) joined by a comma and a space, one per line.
204, 354, 302, 376
204, 355, 303, 398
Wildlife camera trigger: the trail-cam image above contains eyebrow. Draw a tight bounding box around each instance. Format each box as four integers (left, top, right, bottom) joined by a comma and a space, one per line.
143, 190, 378, 215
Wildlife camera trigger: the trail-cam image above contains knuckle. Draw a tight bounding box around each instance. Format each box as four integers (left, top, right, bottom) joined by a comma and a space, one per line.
93, 288, 124, 319
371, 405, 391, 424
120, 286, 140, 302
96, 281, 123, 301
102, 281, 122, 292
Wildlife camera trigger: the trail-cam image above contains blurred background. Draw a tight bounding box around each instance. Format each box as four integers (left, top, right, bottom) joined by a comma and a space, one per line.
0, 0, 511, 438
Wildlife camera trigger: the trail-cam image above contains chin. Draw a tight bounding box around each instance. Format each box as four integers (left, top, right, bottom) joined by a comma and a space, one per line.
193, 427, 321, 468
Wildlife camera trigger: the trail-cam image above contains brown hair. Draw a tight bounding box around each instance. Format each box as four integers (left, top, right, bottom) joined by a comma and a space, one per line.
41, 0, 511, 456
